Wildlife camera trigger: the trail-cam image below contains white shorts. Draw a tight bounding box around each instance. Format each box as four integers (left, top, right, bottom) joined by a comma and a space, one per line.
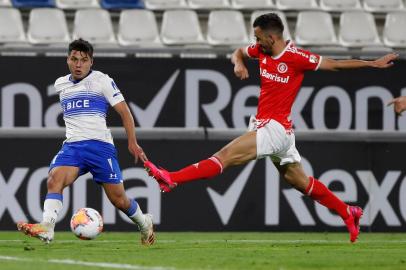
251, 118, 301, 165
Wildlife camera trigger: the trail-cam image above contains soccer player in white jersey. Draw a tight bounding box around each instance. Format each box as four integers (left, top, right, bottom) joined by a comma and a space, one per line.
17, 39, 155, 245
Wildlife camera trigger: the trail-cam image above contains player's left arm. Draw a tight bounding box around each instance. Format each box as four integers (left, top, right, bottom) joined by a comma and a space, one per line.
113, 100, 148, 164
231, 47, 250, 80
319, 53, 399, 71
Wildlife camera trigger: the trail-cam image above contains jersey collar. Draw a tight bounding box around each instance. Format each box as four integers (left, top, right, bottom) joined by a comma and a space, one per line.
271, 40, 292, 60
69, 70, 93, 84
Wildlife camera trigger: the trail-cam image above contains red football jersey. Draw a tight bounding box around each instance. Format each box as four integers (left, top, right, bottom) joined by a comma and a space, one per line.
246, 41, 322, 130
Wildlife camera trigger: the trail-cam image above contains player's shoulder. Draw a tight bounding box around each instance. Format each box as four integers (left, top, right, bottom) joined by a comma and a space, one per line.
91, 70, 115, 84
285, 41, 318, 60
54, 74, 71, 92
247, 43, 260, 50
54, 74, 70, 85
91, 70, 121, 94
245, 43, 262, 58
284, 42, 321, 70
285, 42, 306, 56
89, 70, 108, 80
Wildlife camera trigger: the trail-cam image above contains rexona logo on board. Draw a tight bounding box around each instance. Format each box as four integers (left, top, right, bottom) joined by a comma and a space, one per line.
1, 69, 406, 130
1, 159, 406, 229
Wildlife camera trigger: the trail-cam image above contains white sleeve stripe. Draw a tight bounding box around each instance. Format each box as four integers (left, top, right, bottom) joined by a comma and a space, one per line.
315, 56, 322, 71
110, 96, 125, 107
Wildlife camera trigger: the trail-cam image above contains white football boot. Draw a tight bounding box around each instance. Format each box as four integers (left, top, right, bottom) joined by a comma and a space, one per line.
139, 214, 155, 246
17, 222, 54, 244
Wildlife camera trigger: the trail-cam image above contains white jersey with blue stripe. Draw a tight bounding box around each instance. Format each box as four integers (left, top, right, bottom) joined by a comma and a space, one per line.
54, 70, 125, 145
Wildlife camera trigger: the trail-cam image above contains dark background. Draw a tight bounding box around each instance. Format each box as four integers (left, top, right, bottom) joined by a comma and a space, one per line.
0, 137, 405, 232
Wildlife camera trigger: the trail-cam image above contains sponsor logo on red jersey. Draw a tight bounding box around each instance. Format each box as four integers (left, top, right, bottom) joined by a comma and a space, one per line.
260, 68, 290, 83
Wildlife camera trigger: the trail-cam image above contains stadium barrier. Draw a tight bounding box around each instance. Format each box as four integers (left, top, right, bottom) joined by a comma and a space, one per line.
0, 128, 406, 232
2, 127, 406, 141
1, 57, 406, 131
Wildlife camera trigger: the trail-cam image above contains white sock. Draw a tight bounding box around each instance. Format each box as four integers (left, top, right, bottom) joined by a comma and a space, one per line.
42, 197, 63, 229
128, 203, 146, 227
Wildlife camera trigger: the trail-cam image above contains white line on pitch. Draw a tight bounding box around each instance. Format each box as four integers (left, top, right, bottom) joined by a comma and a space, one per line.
0, 255, 175, 270
0, 240, 24, 242
1, 239, 406, 244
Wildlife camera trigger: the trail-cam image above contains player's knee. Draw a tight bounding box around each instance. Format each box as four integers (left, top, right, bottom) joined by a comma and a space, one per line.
283, 171, 294, 184
216, 148, 241, 168
283, 170, 298, 184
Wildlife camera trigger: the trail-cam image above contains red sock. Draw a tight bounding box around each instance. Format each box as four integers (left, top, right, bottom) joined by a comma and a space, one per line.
170, 156, 223, 184
305, 176, 349, 219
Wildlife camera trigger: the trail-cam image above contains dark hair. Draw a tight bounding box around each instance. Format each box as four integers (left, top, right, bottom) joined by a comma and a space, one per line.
68, 38, 94, 58
253, 13, 284, 36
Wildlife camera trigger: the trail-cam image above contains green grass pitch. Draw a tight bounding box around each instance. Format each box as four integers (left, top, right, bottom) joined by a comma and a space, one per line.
0, 231, 405, 270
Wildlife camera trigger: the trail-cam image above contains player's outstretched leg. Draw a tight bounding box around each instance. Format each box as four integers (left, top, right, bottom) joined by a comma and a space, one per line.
16, 193, 63, 244
144, 156, 223, 192
144, 160, 177, 192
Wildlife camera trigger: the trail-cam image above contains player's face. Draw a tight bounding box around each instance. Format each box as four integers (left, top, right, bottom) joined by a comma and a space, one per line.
254, 27, 274, 55
67, 50, 93, 80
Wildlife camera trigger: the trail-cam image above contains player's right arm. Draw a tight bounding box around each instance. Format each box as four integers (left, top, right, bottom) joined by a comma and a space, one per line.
231, 47, 251, 80
100, 74, 147, 163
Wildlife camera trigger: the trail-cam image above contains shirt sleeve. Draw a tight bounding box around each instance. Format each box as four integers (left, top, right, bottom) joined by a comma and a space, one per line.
294, 48, 322, 72
101, 75, 125, 107
245, 43, 261, 59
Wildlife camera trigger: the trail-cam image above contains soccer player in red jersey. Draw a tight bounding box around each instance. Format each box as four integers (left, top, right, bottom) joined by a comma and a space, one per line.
145, 13, 398, 242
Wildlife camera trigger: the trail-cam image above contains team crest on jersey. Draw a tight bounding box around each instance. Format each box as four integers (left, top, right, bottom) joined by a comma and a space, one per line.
309, 55, 319, 64
277, 62, 288, 73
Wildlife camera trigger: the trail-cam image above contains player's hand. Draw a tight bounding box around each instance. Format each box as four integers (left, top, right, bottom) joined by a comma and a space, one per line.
372, 53, 399, 68
388, 96, 406, 116
234, 63, 249, 80
129, 143, 148, 164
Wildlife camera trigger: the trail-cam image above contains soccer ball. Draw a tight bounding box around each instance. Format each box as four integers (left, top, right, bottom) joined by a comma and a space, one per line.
70, 208, 103, 240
